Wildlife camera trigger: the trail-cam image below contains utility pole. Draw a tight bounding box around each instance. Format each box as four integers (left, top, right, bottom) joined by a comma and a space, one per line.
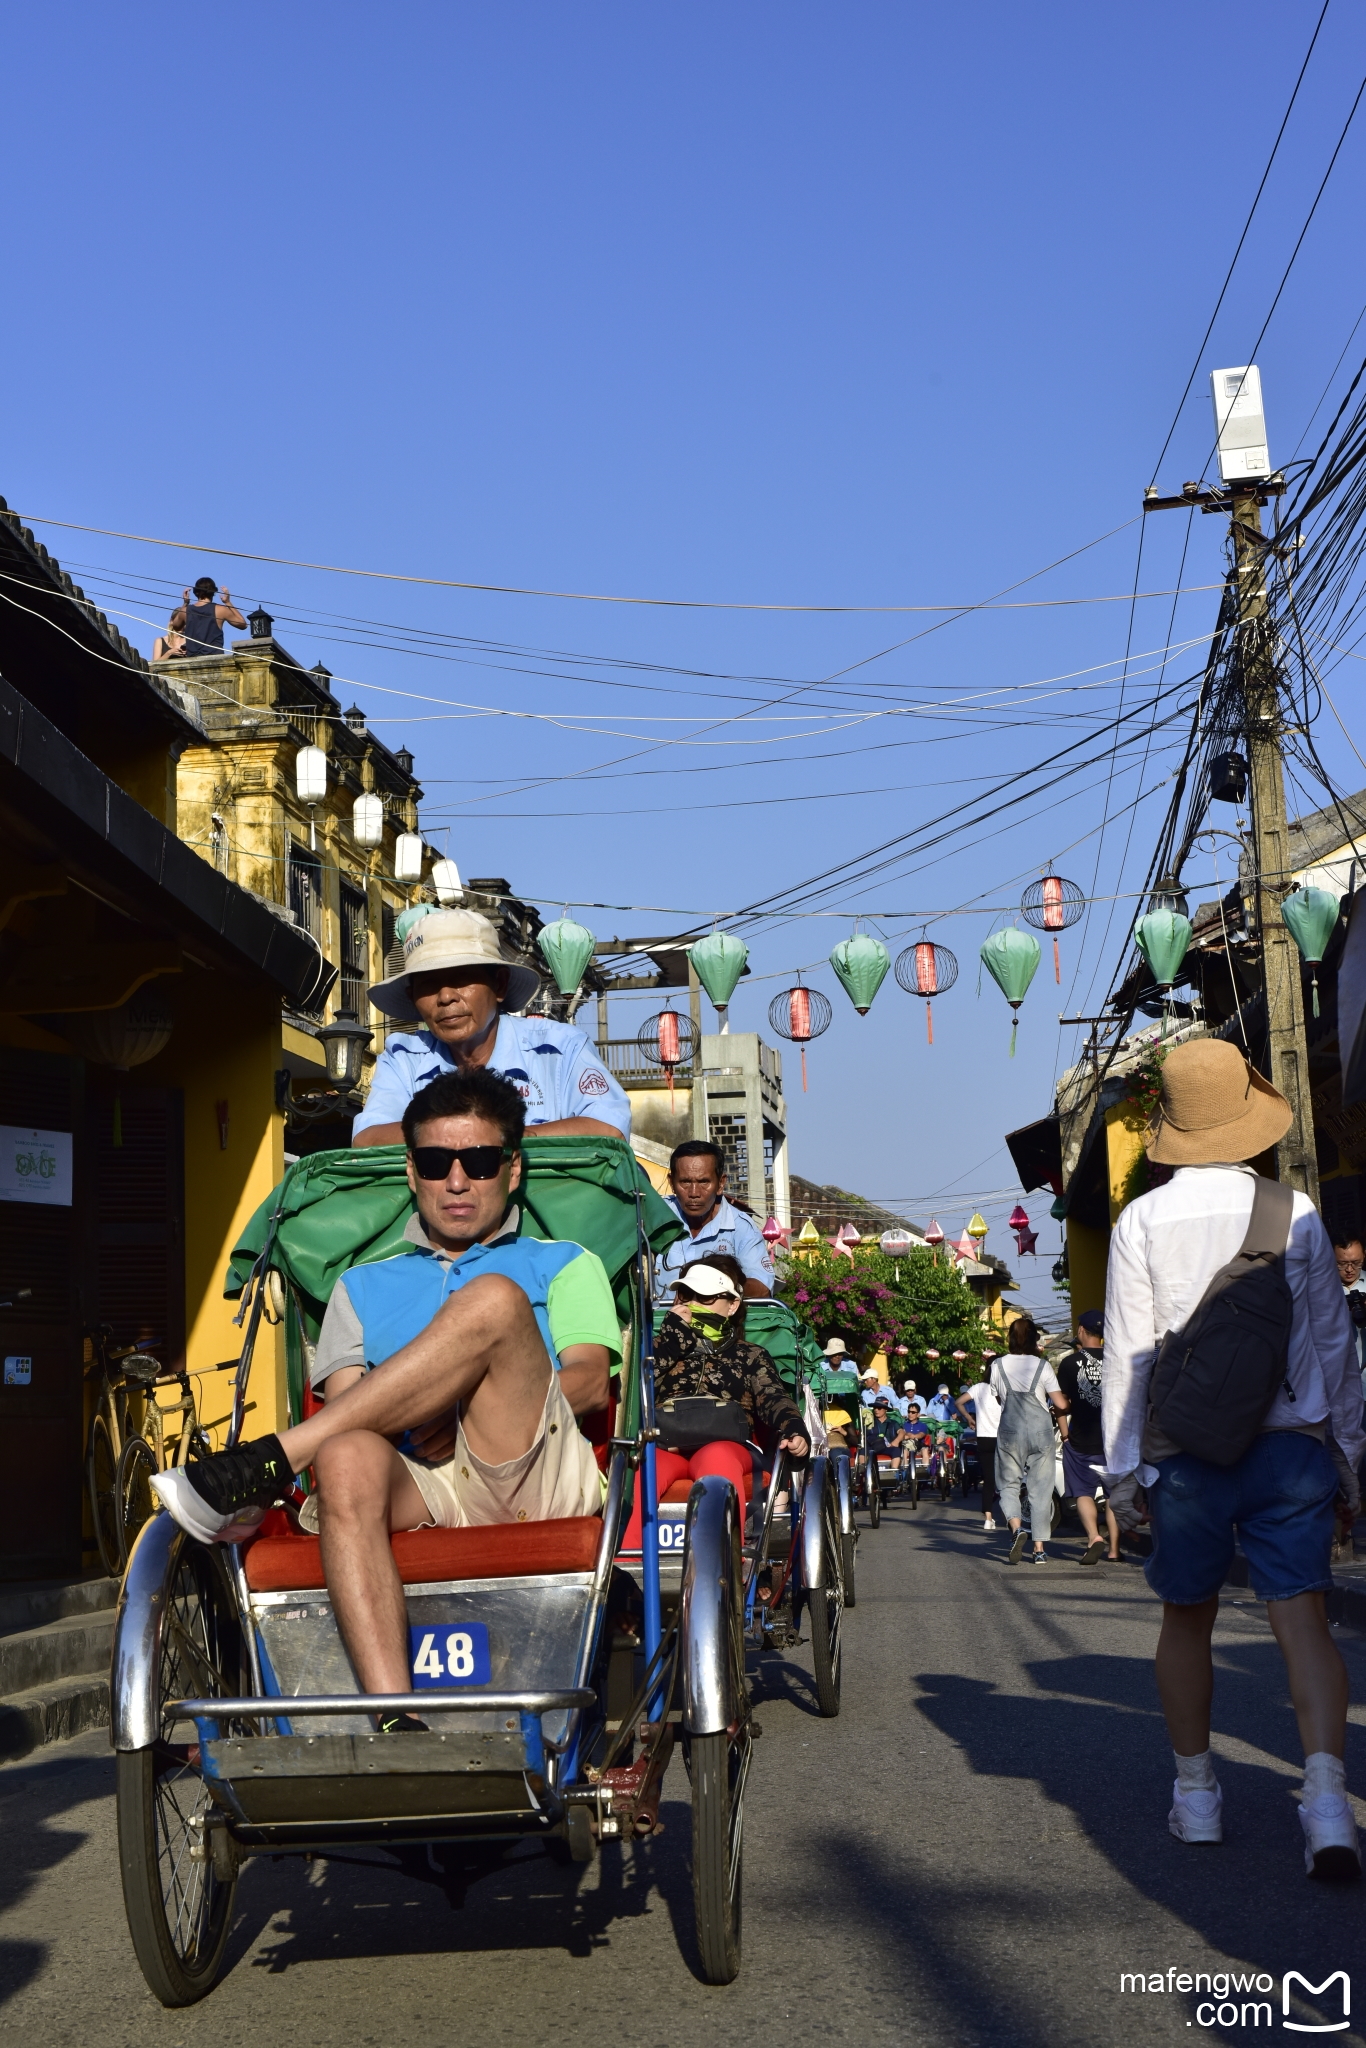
1229, 489, 1318, 1200
1142, 363, 1318, 1203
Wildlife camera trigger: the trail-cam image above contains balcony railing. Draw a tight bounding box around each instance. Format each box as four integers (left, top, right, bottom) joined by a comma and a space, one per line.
597, 1039, 694, 1089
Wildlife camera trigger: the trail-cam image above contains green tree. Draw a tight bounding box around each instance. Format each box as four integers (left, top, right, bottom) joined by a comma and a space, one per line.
777, 1248, 995, 1389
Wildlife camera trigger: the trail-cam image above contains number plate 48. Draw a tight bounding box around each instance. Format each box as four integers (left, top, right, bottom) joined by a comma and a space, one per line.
408, 1622, 492, 1687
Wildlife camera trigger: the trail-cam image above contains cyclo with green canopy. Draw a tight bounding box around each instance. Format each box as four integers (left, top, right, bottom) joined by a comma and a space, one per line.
111, 1135, 828, 2001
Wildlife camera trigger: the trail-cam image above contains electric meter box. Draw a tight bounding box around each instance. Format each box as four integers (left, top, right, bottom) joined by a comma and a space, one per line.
1210, 365, 1270, 483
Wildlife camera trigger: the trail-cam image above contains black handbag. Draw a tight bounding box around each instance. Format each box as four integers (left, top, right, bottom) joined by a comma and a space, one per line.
656, 1395, 752, 1454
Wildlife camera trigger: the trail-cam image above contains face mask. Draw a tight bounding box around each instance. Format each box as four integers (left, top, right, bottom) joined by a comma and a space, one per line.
691, 1308, 730, 1341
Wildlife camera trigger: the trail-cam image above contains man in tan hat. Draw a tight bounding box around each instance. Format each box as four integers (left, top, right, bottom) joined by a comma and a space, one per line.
354, 908, 631, 1146
1104, 1036, 1363, 1877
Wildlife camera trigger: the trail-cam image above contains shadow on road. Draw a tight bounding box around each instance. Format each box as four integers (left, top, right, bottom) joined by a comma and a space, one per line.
0, 1741, 112, 2008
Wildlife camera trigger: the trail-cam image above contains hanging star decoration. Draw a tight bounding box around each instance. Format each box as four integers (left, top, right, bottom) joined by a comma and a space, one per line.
1008, 1204, 1038, 1257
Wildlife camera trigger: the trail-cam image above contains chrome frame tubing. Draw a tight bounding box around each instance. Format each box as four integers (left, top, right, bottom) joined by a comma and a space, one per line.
226, 1179, 291, 1451
170, 1689, 595, 1721
680, 1475, 746, 1737
742, 1449, 790, 1626
832, 1446, 855, 1539
632, 1190, 664, 1719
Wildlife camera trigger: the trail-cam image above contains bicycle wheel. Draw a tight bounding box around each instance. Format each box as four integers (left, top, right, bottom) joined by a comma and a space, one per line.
87, 1412, 124, 1575
690, 1728, 749, 1983
841, 1530, 857, 1608
867, 1475, 881, 1528
118, 1437, 158, 1563
806, 1489, 843, 1719
117, 1538, 246, 2005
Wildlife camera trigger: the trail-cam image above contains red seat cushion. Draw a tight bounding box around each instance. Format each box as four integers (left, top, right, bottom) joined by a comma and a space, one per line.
243, 1515, 603, 1592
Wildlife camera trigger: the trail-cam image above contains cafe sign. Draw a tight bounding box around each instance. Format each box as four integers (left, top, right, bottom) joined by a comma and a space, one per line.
0, 1127, 73, 1207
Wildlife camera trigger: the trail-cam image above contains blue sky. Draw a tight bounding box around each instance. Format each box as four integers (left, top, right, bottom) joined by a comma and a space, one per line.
4, 3, 1365, 1316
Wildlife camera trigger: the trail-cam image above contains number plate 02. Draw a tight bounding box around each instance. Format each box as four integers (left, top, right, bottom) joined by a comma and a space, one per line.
408, 1622, 492, 1688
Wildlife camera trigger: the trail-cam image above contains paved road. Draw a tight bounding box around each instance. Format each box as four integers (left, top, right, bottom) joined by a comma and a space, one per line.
3, 1494, 1365, 2047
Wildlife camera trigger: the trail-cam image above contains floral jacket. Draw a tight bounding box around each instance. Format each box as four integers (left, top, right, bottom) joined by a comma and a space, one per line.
653, 1312, 806, 1445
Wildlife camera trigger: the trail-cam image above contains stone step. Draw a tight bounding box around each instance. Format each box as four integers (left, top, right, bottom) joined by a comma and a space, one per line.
0, 1609, 116, 1699
0, 1574, 119, 1638
0, 1673, 109, 1760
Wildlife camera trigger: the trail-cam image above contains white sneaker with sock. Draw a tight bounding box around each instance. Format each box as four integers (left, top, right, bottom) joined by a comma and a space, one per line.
1298, 1753, 1360, 1881
1298, 1799, 1361, 1881
1169, 1782, 1224, 1844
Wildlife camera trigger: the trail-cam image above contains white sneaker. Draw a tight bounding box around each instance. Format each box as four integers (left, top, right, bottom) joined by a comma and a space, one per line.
983, 1516, 996, 1531
1298, 1798, 1361, 1881
1169, 1782, 1223, 1844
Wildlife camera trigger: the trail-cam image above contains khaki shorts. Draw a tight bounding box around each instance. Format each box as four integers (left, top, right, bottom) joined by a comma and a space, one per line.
399, 1371, 601, 1529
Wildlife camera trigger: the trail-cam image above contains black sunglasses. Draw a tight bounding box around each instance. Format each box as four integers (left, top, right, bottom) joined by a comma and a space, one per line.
410, 1144, 515, 1182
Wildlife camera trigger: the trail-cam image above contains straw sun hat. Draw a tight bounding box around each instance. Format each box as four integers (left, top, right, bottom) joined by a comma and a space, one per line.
1144, 1037, 1293, 1166
368, 909, 541, 1023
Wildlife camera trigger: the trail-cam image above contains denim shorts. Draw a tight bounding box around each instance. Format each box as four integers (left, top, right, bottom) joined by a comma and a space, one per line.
1145, 1431, 1338, 1606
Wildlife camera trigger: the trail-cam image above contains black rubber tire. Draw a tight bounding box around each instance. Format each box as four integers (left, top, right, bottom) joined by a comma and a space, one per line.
867, 1475, 881, 1528
841, 1531, 857, 1608
87, 1412, 123, 1576
116, 1542, 244, 2006
807, 1580, 842, 1717
117, 1436, 157, 1565
690, 1730, 745, 1983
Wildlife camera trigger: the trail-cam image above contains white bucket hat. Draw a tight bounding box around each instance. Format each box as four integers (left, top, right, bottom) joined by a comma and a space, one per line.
368, 909, 541, 1023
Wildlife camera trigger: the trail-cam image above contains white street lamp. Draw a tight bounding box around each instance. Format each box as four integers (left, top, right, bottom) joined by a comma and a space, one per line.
352, 792, 384, 848
394, 832, 424, 883
295, 745, 327, 848
431, 857, 463, 905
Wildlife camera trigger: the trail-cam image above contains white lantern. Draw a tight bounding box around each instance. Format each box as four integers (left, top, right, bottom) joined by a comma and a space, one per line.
430, 857, 463, 906
352, 792, 384, 847
393, 832, 424, 882
295, 745, 327, 805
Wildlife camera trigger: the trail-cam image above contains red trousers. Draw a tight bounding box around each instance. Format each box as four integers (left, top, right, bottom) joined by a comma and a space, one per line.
622, 1441, 753, 1548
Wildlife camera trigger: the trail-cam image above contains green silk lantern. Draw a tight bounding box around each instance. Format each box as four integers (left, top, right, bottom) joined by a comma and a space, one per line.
979, 928, 1041, 1055
538, 915, 596, 996
690, 931, 748, 1030
1281, 886, 1341, 1017
829, 933, 891, 1015
1133, 908, 1192, 989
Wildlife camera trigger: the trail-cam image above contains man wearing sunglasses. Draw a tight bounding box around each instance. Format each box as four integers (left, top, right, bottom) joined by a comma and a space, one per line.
153, 1068, 621, 1721
353, 907, 631, 1146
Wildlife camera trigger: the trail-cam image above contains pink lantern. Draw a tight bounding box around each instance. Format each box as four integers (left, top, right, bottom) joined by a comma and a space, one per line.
637, 1005, 696, 1114
762, 1215, 789, 1250
924, 1348, 941, 1360
767, 983, 833, 1092
952, 1349, 968, 1360
1008, 1204, 1030, 1232
952, 1231, 977, 1262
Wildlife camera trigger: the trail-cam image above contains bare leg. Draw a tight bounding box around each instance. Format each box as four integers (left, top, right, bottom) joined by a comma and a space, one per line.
1076, 1493, 1100, 1543
278, 1274, 552, 1474
1266, 1592, 1349, 1760
315, 1434, 431, 1694
1104, 1498, 1122, 1560
1155, 1597, 1219, 1755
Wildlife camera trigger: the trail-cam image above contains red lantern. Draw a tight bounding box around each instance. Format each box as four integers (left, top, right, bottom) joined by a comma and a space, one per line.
637, 1006, 697, 1114
1021, 873, 1085, 984
894, 941, 959, 1045
768, 982, 833, 1093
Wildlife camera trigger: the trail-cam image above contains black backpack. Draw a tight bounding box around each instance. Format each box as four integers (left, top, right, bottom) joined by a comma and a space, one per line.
1148, 1176, 1294, 1466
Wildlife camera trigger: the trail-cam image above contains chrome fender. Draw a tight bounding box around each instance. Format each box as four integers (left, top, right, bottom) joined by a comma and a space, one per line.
680, 1474, 745, 1737
111, 1508, 182, 1751
801, 1456, 835, 1590
834, 1451, 854, 1537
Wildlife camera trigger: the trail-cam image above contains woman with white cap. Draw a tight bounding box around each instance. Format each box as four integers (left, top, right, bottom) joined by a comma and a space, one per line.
354, 909, 632, 1145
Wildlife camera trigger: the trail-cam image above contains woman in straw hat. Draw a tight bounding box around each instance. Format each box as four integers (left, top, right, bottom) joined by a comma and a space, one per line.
353, 908, 632, 1146
1103, 1037, 1364, 1877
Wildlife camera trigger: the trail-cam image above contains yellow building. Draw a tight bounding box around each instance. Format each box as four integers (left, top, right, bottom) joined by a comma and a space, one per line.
0, 506, 334, 1579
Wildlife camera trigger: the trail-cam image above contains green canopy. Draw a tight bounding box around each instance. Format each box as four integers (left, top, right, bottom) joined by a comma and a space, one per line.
227, 1137, 683, 1338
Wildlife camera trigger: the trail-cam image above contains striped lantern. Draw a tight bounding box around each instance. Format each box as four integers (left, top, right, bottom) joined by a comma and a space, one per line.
637, 1006, 697, 1115
894, 940, 959, 1045
767, 983, 833, 1093
1020, 873, 1085, 984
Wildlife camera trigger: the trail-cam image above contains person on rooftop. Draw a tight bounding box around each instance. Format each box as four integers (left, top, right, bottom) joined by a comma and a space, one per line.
169, 576, 246, 656
354, 909, 631, 1146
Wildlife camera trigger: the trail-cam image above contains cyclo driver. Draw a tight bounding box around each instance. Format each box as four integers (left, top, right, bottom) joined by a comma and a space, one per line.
153, 1069, 620, 1729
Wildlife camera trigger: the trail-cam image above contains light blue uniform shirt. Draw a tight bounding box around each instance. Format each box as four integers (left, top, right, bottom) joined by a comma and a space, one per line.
353, 1013, 632, 1140
653, 1194, 774, 1293
922, 1392, 955, 1422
